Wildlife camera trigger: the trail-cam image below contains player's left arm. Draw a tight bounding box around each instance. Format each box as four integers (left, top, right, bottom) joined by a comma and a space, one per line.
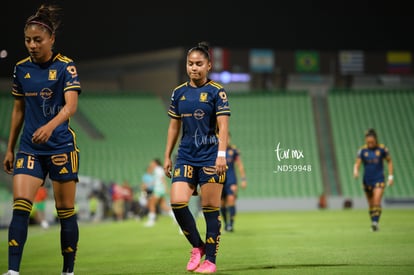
32, 90, 78, 144
216, 115, 229, 176
235, 155, 247, 189
385, 149, 394, 186
215, 88, 230, 176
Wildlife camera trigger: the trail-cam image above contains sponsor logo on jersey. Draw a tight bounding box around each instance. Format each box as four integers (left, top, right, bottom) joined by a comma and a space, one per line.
203, 166, 216, 175
194, 109, 205, 120
40, 88, 53, 100
52, 154, 68, 166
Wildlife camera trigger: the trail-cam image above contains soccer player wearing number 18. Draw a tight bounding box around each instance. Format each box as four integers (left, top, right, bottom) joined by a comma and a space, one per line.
163, 42, 230, 274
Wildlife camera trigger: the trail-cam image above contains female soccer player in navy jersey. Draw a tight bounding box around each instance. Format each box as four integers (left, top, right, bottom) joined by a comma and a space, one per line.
353, 128, 394, 232
2, 4, 81, 275
163, 41, 230, 273
220, 133, 247, 232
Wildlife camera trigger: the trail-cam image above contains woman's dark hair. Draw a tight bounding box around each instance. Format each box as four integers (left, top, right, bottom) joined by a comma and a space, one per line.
187, 41, 211, 61
365, 128, 378, 141
25, 4, 62, 35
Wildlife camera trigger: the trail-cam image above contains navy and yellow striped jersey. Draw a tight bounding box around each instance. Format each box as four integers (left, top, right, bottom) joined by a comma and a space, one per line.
11, 52, 81, 155
225, 144, 240, 185
357, 144, 389, 184
168, 80, 231, 166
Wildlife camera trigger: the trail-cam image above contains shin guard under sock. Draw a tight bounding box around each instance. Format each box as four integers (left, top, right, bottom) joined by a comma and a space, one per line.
8, 198, 33, 272
203, 206, 221, 264
220, 206, 227, 227
228, 205, 236, 227
57, 208, 79, 273
370, 205, 382, 223
171, 203, 204, 248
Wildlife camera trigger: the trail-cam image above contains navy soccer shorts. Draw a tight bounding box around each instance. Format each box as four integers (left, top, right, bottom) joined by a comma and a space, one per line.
13, 151, 79, 182
172, 164, 226, 187
363, 181, 385, 194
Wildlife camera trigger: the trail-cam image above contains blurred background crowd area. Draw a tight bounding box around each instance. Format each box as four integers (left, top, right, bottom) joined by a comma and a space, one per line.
0, 1, 413, 226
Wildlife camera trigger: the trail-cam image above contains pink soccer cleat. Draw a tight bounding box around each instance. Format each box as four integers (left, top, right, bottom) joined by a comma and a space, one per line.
194, 260, 217, 273
186, 247, 205, 271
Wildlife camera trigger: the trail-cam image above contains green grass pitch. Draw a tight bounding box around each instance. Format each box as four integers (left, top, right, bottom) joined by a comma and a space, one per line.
1, 208, 413, 274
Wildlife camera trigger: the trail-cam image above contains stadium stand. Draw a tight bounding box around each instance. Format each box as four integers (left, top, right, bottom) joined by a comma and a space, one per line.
0, 96, 13, 139
1, 89, 412, 213
72, 92, 324, 199
71, 94, 169, 189
228, 92, 323, 198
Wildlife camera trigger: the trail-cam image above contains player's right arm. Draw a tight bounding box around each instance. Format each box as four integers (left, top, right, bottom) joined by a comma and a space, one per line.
3, 98, 25, 174
32, 90, 78, 144
164, 118, 181, 178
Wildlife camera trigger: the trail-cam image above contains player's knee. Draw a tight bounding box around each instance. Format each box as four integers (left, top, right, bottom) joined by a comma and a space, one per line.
13, 198, 33, 213
56, 207, 76, 219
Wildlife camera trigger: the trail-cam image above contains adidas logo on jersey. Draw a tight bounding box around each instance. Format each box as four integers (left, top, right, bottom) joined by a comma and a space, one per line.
24, 73, 31, 79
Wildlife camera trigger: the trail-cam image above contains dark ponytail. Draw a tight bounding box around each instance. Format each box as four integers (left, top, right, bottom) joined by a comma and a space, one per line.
365, 128, 378, 142
25, 4, 62, 35
187, 41, 211, 61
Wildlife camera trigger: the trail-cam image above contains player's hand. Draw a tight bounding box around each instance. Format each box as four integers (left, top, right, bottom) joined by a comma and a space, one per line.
353, 165, 359, 179
230, 184, 238, 193
241, 180, 247, 189
215, 156, 227, 176
387, 175, 394, 186
3, 151, 14, 174
164, 157, 172, 178
353, 171, 359, 179
32, 125, 53, 144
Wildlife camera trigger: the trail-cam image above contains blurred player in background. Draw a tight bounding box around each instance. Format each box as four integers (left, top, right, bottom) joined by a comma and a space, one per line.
220, 132, 247, 232
2, 4, 81, 275
144, 158, 175, 227
163, 41, 231, 273
353, 128, 394, 232
32, 186, 49, 229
